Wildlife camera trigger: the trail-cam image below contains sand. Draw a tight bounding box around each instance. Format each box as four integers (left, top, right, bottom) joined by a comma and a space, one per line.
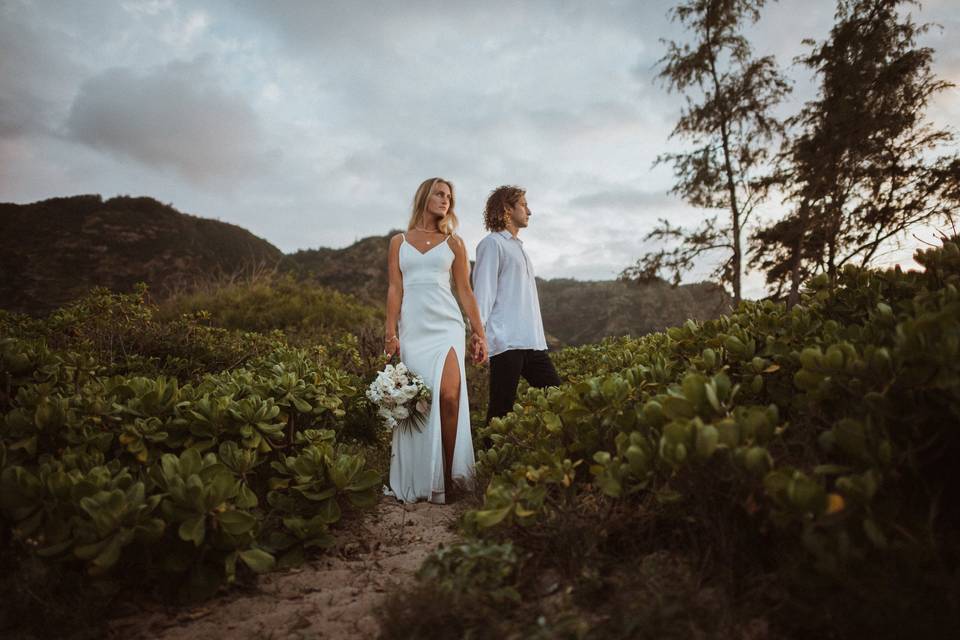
109, 496, 465, 640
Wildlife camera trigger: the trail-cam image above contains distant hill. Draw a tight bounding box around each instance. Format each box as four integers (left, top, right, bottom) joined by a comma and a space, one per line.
0, 195, 283, 315
1, 195, 733, 344
286, 234, 733, 346
537, 278, 730, 345
286, 233, 396, 305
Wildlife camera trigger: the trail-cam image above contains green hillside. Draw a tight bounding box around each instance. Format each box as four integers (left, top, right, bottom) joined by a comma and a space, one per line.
0, 195, 284, 315
1, 195, 733, 346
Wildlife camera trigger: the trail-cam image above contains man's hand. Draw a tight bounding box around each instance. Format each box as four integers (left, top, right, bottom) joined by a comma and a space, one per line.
471, 333, 488, 365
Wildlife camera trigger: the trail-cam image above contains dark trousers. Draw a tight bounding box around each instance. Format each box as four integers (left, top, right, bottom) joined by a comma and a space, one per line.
486, 349, 562, 423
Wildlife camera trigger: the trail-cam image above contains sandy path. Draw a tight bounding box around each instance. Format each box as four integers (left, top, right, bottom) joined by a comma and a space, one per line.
109, 496, 465, 640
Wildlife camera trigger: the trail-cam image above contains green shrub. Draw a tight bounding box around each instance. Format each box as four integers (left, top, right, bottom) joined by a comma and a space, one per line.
0, 338, 379, 584
0, 283, 286, 381
391, 237, 960, 639
0, 273, 396, 637
156, 272, 381, 347
378, 541, 527, 640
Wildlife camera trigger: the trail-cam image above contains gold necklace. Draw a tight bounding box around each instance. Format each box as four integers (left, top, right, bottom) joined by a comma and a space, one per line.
414, 226, 441, 244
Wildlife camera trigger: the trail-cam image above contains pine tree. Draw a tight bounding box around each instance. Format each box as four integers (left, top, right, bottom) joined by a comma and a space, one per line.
751, 0, 959, 302
622, 0, 790, 305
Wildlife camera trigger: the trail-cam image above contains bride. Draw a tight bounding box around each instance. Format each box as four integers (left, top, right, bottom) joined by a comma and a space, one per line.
383, 177, 488, 503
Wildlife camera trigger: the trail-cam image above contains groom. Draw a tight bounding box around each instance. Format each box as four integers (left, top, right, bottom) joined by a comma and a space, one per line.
472, 185, 561, 424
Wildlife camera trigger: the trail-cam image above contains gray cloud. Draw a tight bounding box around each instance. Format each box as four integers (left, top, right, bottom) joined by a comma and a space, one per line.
569, 187, 677, 212
64, 56, 274, 183
234, 0, 667, 55
0, 9, 83, 138
1, 0, 957, 300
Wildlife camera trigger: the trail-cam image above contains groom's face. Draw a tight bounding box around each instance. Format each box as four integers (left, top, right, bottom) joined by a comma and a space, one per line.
505, 195, 530, 229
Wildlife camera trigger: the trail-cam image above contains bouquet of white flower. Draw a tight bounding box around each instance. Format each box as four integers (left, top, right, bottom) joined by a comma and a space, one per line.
366, 362, 431, 433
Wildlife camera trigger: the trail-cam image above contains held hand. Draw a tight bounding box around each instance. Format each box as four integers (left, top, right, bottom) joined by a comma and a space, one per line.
469, 333, 480, 362
476, 340, 488, 365
471, 333, 488, 365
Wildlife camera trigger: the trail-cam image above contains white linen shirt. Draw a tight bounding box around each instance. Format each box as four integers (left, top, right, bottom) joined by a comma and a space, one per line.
472, 230, 548, 357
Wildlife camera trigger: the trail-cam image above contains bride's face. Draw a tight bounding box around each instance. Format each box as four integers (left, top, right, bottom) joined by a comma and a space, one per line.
426, 182, 451, 218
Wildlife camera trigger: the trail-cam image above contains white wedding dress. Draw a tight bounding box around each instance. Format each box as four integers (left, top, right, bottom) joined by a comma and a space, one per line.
388, 234, 475, 503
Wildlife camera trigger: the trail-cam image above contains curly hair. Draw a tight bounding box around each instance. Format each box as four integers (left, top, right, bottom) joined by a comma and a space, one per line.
483, 185, 525, 232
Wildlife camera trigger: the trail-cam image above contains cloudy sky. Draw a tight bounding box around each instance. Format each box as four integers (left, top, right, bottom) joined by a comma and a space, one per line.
2, 0, 958, 297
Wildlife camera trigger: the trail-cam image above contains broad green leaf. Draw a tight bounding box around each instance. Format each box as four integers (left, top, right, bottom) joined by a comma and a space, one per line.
218, 510, 257, 536
346, 469, 381, 492
474, 506, 512, 529
179, 514, 206, 546
239, 548, 276, 573
316, 498, 342, 524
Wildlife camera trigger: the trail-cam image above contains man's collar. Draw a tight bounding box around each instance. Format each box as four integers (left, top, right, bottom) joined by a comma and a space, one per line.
496, 229, 521, 242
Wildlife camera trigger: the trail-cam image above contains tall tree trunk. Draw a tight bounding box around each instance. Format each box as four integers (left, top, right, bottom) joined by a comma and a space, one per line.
723, 143, 743, 305
788, 200, 809, 308
788, 246, 802, 307
826, 193, 844, 285
709, 43, 743, 306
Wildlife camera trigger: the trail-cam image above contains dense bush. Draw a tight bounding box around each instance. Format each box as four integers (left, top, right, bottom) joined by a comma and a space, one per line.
158, 274, 391, 444
0, 287, 384, 637
157, 272, 381, 347
0, 284, 286, 381
378, 540, 525, 640
385, 238, 960, 639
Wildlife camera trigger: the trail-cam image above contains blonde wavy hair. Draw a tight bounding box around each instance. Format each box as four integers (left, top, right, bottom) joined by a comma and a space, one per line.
407, 177, 458, 235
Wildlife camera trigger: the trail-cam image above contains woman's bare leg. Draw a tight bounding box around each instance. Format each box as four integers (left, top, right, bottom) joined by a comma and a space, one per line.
438, 347, 461, 498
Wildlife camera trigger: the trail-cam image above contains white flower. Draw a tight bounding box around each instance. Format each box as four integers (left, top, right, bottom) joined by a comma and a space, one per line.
367, 360, 430, 432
